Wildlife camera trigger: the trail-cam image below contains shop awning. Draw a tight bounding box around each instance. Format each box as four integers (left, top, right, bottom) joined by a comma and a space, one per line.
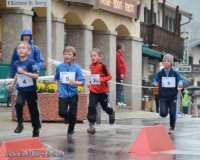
142, 44, 162, 59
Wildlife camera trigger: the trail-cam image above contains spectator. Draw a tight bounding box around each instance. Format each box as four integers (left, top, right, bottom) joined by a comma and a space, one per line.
116, 43, 127, 107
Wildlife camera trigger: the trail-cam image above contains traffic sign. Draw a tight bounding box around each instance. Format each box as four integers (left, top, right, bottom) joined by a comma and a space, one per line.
6, 0, 47, 7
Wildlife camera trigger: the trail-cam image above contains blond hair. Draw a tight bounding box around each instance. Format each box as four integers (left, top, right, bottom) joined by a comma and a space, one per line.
91, 48, 101, 56
17, 41, 31, 50
63, 46, 76, 56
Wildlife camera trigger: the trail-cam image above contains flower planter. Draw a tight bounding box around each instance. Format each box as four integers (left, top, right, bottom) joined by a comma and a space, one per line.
11, 93, 88, 122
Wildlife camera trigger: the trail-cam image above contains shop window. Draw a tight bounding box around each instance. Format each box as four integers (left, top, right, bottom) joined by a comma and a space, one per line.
197, 82, 200, 87
189, 56, 193, 65
148, 64, 156, 83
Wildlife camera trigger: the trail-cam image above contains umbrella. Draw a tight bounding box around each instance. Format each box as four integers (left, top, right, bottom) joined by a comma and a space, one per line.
182, 77, 191, 88
185, 86, 200, 91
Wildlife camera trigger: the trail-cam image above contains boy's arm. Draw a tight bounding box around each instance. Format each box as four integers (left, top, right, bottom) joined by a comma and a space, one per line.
8, 74, 17, 91
152, 71, 160, 86
54, 80, 59, 93
17, 68, 38, 79
70, 67, 85, 86
176, 71, 184, 84
100, 65, 112, 83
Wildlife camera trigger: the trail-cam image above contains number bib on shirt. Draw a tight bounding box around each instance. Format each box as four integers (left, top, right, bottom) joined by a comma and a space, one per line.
17, 74, 34, 87
90, 74, 101, 85
60, 72, 75, 84
162, 77, 175, 88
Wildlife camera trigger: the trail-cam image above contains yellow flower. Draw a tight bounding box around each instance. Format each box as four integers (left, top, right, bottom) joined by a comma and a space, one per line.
78, 86, 83, 93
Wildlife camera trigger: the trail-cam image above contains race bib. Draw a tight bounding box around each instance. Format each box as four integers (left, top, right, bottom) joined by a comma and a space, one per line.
60, 72, 75, 84
17, 74, 34, 87
90, 74, 101, 85
162, 77, 175, 88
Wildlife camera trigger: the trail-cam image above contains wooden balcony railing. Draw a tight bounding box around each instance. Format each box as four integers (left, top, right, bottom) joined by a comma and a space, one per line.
140, 22, 184, 61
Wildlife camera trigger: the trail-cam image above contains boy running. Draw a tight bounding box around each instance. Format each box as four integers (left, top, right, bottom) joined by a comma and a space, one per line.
87, 48, 115, 134
8, 41, 41, 137
153, 54, 183, 134
54, 46, 85, 138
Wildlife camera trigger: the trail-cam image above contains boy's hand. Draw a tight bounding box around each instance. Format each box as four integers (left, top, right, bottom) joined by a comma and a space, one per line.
69, 79, 78, 85
94, 78, 100, 83
87, 83, 90, 88
154, 82, 159, 87
8, 84, 13, 92
54, 87, 58, 93
17, 67, 25, 74
178, 83, 183, 89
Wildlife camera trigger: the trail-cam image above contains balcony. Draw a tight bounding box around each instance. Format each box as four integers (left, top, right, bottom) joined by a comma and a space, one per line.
140, 22, 184, 61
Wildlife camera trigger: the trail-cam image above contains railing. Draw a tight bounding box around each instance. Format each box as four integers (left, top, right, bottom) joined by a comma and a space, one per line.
140, 22, 184, 60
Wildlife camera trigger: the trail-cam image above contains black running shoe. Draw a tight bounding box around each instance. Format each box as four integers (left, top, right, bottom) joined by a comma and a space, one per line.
109, 110, 115, 124
33, 129, 39, 137
14, 123, 23, 133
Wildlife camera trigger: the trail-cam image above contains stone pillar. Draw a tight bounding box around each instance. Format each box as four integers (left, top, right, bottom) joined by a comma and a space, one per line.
66, 25, 93, 95
35, 17, 66, 74
93, 30, 117, 108
117, 36, 143, 110
0, 9, 33, 63
66, 25, 93, 70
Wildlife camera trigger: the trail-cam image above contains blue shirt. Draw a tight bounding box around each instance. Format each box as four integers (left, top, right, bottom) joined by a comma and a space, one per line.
13, 58, 38, 92
54, 62, 85, 99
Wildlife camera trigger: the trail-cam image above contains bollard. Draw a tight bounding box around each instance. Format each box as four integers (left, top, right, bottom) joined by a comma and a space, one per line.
96, 103, 101, 125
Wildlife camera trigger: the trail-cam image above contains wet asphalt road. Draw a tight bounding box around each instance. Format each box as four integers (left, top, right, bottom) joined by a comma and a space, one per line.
41, 118, 200, 160
1, 106, 200, 160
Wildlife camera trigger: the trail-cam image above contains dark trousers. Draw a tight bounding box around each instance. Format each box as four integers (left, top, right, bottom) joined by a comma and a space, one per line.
15, 90, 41, 129
182, 107, 188, 114
87, 91, 113, 125
116, 78, 123, 104
160, 99, 178, 129
58, 95, 78, 133
155, 95, 159, 113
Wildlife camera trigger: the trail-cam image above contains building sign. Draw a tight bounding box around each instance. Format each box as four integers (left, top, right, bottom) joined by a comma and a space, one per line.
65, 0, 137, 18
6, 0, 47, 7
178, 65, 191, 72
180, 41, 188, 65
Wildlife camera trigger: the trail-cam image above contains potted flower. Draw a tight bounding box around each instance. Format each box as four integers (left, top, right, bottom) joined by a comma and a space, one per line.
11, 82, 87, 122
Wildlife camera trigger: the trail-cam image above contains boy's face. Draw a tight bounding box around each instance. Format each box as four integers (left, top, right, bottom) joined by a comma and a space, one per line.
63, 51, 75, 63
90, 51, 100, 63
22, 35, 31, 42
163, 58, 171, 70
17, 43, 30, 57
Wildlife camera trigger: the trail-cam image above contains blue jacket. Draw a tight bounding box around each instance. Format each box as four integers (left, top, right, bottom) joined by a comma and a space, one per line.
54, 62, 85, 99
10, 29, 44, 78
14, 58, 38, 92
153, 68, 184, 99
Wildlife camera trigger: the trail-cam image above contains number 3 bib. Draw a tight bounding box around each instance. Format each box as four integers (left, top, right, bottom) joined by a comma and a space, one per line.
90, 74, 101, 85
17, 74, 34, 87
162, 77, 175, 88
60, 72, 75, 84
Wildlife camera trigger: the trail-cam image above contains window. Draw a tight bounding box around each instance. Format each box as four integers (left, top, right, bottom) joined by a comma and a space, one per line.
144, 7, 150, 24
169, 17, 172, 31
158, 10, 160, 26
165, 16, 168, 30
172, 19, 175, 32
153, 13, 156, 24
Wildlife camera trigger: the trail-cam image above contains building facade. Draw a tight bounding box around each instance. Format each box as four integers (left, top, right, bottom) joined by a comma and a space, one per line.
0, 0, 142, 110
140, 0, 192, 84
